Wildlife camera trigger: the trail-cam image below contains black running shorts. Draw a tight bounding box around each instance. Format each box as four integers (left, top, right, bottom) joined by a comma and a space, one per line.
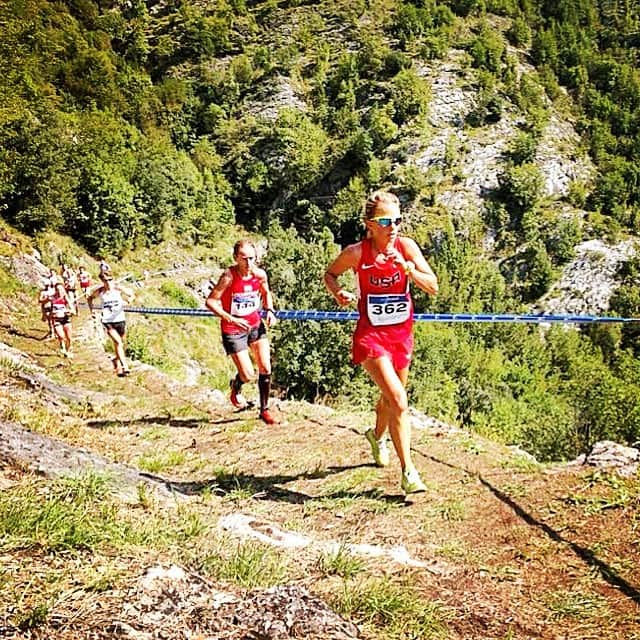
222, 321, 267, 355
103, 321, 126, 337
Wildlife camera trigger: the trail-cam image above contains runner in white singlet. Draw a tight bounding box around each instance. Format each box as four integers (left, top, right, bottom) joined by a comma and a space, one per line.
87, 271, 135, 377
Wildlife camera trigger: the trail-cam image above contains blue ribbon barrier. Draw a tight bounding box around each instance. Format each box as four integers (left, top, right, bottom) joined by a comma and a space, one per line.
111, 306, 640, 324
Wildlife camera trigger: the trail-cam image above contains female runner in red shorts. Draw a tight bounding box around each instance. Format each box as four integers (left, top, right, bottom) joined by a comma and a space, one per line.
324, 191, 438, 493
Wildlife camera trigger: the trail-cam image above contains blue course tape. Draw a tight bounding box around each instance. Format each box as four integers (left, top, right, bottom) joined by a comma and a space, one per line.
120, 306, 640, 324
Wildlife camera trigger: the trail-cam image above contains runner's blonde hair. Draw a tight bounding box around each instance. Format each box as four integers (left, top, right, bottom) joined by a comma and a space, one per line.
364, 190, 400, 220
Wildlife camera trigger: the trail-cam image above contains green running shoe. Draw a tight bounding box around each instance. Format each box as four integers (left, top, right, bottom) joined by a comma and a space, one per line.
401, 467, 426, 494
365, 428, 390, 467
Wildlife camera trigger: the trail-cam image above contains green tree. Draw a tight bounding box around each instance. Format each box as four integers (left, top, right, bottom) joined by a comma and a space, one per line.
469, 23, 505, 73
498, 163, 544, 218
263, 224, 368, 401
390, 68, 430, 124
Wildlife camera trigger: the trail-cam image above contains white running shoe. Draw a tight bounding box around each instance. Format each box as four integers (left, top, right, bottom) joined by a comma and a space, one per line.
365, 428, 390, 467
401, 467, 426, 494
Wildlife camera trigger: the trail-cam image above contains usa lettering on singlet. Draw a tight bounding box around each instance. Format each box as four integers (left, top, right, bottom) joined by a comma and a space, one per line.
100, 289, 125, 323
356, 239, 412, 327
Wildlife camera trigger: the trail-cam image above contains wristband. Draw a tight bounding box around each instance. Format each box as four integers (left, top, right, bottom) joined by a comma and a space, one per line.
404, 261, 415, 276
266, 308, 276, 314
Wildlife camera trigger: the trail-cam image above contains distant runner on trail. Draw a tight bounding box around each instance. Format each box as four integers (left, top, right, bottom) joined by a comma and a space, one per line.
87, 271, 135, 377
38, 277, 56, 339
324, 190, 438, 494
206, 239, 279, 425
61, 263, 78, 313
77, 265, 92, 299
50, 281, 76, 357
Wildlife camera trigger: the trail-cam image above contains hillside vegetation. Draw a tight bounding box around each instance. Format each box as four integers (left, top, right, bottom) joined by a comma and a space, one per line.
3, 2, 640, 637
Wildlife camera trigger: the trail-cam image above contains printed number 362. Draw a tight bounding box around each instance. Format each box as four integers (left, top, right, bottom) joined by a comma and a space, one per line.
371, 302, 408, 315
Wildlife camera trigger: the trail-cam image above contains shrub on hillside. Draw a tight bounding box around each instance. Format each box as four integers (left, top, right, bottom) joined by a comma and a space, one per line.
390, 68, 430, 124
263, 224, 371, 402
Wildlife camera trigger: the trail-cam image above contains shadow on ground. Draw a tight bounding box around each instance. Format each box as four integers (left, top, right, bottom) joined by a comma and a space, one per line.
414, 444, 640, 607
142, 464, 408, 506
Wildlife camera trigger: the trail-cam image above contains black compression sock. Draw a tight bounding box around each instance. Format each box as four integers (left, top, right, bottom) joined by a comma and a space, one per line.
232, 373, 243, 393
258, 373, 271, 411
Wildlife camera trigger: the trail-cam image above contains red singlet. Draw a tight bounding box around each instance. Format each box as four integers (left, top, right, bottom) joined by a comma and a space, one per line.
51, 294, 71, 320
220, 268, 263, 334
352, 238, 414, 370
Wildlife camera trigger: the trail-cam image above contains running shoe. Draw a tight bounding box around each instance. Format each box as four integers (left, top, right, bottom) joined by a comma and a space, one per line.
259, 408, 278, 425
229, 379, 248, 409
401, 467, 427, 494
365, 428, 390, 467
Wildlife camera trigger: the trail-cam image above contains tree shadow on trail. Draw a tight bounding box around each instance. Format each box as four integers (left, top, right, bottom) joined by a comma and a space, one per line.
141, 464, 406, 507
413, 445, 640, 607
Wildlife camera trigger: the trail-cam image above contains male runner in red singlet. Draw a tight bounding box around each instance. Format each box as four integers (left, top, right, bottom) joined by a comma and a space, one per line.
77, 265, 92, 299
206, 240, 279, 425
324, 191, 438, 493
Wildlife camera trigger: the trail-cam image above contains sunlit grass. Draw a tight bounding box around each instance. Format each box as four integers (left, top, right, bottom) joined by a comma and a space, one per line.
500, 453, 542, 473
0, 355, 29, 374
137, 449, 187, 473
226, 420, 257, 434
223, 481, 258, 502
544, 588, 608, 619
317, 542, 366, 579
139, 426, 171, 441
0, 473, 210, 554
322, 468, 379, 494
332, 576, 449, 639
434, 539, 468, 560
500, 482, 529, 498
454, 433, 487, 455
425, 498, 467, 522
197, 542, 289, 588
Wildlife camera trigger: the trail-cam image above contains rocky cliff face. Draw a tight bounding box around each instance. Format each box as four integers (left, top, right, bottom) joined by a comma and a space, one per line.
538, 238, 636, 315
410, 49, 632, 315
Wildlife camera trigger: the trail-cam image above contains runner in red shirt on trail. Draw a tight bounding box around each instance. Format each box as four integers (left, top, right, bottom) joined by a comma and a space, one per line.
77, 265, 92, 300
324, 190, 438, 494
206, 240, 279, 425
50, 282, 76, 357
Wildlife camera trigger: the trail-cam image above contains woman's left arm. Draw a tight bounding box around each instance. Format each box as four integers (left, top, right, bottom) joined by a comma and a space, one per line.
400, 237, 438, 296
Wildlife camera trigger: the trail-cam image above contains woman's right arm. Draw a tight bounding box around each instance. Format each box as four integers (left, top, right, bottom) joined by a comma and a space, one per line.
87, 288, 100, 314
323, 244, 360, 306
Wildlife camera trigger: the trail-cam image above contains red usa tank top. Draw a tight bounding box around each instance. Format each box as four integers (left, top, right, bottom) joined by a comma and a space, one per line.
220, 267, 263, 334
354, 237, 413, 337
